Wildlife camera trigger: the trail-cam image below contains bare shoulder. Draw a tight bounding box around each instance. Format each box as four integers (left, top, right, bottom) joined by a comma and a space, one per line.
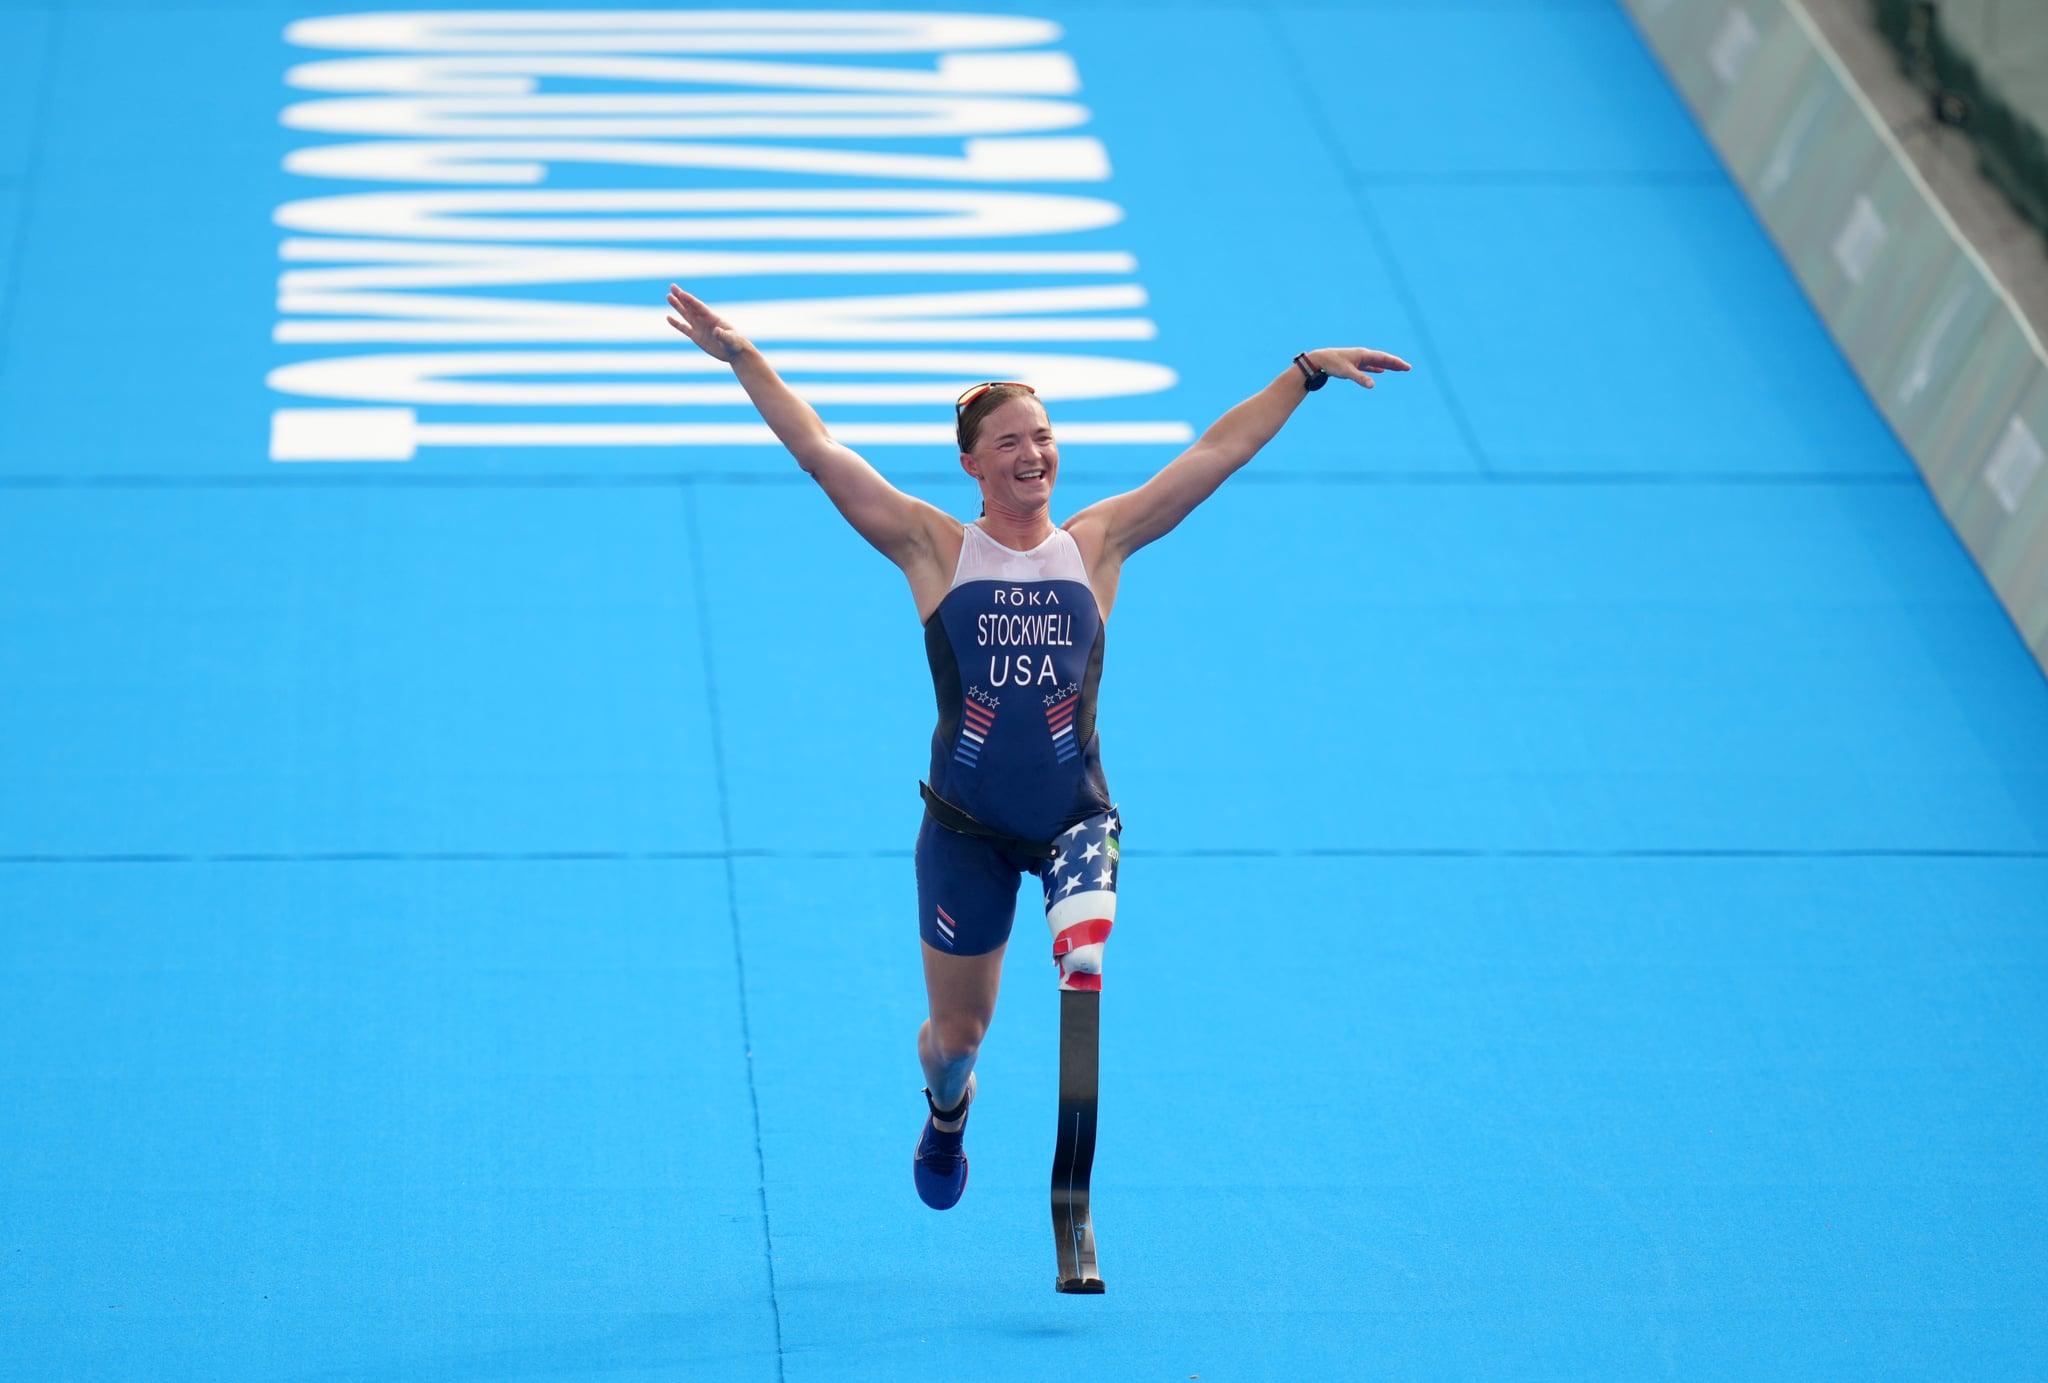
1061, 500, 1119, 566
912, 497, 967, 563
1062, 505, 1126, 619
906, 499, 968, 620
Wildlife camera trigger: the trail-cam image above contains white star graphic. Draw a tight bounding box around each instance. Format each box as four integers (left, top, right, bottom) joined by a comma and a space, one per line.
1059, 873, 1082, 895
1094, 866, 1114, 888
1050, 850, 1069, 873
1080, 840, 1102, 863
1062, 821, 1088, 839
1107, 813, 1120, 832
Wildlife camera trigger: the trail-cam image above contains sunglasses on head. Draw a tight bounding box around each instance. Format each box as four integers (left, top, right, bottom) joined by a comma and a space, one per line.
954, 380, 1036, 414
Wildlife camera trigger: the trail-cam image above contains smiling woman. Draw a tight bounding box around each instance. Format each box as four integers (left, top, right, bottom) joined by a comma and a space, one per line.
955, 380, 1044, 517
663, 280, 1409, 1290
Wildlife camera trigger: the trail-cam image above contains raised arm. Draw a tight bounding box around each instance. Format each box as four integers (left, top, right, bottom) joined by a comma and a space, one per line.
1068, 347, 1411, 564
665, 286, 959, 590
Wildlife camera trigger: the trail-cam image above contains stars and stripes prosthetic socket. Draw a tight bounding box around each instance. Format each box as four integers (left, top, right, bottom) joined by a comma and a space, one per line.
914, 805, 1121, 964
1042, 809, 1120, 991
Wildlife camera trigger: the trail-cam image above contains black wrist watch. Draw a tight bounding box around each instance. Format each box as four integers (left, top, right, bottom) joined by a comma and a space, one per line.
1294, 352, 1329, 391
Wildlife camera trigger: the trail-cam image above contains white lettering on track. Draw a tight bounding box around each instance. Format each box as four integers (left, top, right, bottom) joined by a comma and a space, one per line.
269, 11, 1190, 462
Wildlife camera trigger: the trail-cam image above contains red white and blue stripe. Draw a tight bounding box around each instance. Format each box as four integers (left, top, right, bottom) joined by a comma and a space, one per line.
954, 690, 998, 768
1043, 685, 1080, 765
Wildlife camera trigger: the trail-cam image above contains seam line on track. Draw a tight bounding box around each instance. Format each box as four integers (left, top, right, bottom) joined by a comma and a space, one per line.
1258, 7, 1498, 478
4, 847, 2042, 865
680, 484, 788, 1380
1349, 169, 1730, 187
0, 10, 61, 393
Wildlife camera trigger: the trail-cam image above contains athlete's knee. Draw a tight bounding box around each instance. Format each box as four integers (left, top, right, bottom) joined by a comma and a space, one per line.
927, 1011, 989, 1061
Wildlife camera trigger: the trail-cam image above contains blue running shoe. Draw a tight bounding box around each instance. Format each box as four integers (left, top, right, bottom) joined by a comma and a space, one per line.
913, 1086, 971, 1210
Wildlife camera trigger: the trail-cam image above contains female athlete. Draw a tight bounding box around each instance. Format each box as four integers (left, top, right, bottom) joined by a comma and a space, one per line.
664, 284, 1408, 1279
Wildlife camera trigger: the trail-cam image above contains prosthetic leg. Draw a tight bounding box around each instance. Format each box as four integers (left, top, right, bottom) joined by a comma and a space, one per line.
1039, 806, 1119, 1294
1051, 987, 1105, 1293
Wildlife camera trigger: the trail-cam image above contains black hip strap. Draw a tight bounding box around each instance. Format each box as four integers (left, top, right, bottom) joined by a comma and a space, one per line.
919, 781, 1058, 860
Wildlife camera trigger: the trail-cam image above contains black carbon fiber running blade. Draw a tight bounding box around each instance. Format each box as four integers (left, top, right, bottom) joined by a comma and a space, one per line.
1051, 988, 1104, 1293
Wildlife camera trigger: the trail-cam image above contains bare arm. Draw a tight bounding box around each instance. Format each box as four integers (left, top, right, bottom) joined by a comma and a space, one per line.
1068, 346, 1411, 563
665, 285, 958, 582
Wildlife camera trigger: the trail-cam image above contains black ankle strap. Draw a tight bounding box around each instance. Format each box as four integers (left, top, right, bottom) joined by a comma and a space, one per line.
923, 1086, 970, 1122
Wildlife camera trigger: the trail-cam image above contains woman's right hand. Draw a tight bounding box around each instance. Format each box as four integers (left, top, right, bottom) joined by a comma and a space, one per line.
665, 285, 749, 363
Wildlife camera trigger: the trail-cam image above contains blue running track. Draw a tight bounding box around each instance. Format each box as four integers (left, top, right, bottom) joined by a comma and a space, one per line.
4, 1, 2048, 1378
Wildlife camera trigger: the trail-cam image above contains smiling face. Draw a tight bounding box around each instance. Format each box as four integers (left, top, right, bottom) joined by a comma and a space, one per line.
960, 395, 1059, 516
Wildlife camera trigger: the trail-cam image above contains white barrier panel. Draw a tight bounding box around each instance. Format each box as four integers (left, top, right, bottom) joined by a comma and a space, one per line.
1623, 0, 2048, 672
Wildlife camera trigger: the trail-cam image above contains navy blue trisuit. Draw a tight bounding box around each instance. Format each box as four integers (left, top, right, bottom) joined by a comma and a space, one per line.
915, 523, 1120, 990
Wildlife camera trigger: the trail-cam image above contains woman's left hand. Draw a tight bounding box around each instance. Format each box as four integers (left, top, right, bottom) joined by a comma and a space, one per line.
1305, 347, 1413, 388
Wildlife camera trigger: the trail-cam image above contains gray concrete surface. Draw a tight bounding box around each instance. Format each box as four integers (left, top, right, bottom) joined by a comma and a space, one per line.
1805, 0, 2048, 343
